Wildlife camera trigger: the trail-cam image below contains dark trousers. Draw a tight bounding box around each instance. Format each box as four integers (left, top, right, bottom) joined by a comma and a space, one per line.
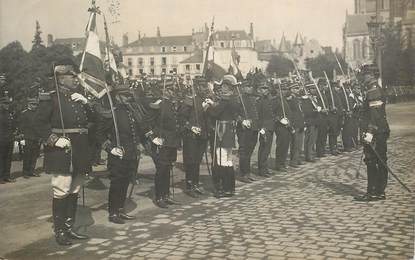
257, 130, 274, 175
237, 127, 258, 176
183, 134, 207, 188
316, 121, 328, 156
0, 141, 14, 180
290, 128, 304, 164
328, 113, 341, 152
342, 116, 354, 150
275, 126, 291, 168
154, 146, 177, 200
107, 157, 138, 215
23, 139, 41, 176
364, 133, 388, 195
304, 125, 318, 161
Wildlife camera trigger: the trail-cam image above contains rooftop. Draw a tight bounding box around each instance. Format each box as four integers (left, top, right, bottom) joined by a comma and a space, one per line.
180, 50, 203, 64
213, 30, 251, 41
344, 14, 372, 35
126, 35, 193, 47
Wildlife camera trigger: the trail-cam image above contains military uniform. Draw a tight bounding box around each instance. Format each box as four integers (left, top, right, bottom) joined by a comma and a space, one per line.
274, 90, 293, 171
325, 85, 343, 155
179, 93, 208, 196
316, 89, 329, 158
236, 86, 259, 182
0, 95, 15, 183
302, 93, 319, 162
19, 100, 41, 178
339, 85, 355, 152
287, 92, 305, 167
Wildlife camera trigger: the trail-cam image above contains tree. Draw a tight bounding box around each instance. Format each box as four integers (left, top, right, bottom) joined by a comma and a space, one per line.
305, 51, 348, 80
266, 55, 294, 77
31, 20, 45, 50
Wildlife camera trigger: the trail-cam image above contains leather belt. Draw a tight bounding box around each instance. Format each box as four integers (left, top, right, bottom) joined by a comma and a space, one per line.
52, 128, 88, 134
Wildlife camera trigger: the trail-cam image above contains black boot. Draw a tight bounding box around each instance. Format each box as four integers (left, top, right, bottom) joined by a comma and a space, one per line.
52, 198, 72, 246
65, 193, 89, 240
192, 164, 204, 195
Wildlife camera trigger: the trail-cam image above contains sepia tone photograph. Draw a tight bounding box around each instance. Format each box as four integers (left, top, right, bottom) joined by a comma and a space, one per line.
0, 0, 414, 259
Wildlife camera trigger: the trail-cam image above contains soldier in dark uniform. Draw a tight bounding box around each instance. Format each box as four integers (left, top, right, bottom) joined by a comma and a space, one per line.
208, 75, 240, 197
96, 87, 141, 224
256, 76, 276, 177
325, 81, 344, 156
274, 83, 294, 172
0, 74, 16, 184
338, 81, 355, 152
179, 79, 209, 197
287, 84, 305, 167
19, 96, 42, 178
34, 60, 91, 245
149, 79, 181, 208
302, 85, 320, 162
315, 82, 329, 158
236, 80, 259, 183
355, 70, 390, 201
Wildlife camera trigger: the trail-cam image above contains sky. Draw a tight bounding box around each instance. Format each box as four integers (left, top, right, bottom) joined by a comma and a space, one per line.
0, 0, 354, 51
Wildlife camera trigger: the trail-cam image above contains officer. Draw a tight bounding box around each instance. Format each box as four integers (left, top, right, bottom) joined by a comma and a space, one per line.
34, 59, 91, 245
0, 73, 16, 184
96, 87, 140, 224
274, 82, 293, 172
208, 74, 240, 197
287, 84, 305, 168
256, 75, 276, 177
355, 67, 390, 201
19, 95, 42, 178
179, 78, 209, 197
149, 79, 181, 208
236, 80, 259, 183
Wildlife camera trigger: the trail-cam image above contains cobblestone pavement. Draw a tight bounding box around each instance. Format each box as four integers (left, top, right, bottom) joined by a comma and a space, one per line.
4, 102, 415, 260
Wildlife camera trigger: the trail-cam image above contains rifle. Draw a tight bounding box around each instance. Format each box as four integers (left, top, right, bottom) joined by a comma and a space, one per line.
323, 71, 336, 111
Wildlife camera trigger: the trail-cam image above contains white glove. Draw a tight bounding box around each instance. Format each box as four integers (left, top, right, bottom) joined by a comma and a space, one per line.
20, 140, 26, 146
349, 93, 355, 99
280, 118, 289, 125
204, 98, 214, 105
152, 137, 164, 146
259, 128, 266, 135
55, 138, 71, 148
317, 106, 322, 112
71, 93, 88, 104
363, 132, 374, 144
242, 119, 251, 129
110, 147, 124, 158
191, 126, 202, 135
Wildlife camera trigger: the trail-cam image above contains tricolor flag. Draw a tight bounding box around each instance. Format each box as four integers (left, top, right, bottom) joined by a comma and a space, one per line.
103, 15, 119, 83
229, 41, 243, 81
78, 11, 107, 98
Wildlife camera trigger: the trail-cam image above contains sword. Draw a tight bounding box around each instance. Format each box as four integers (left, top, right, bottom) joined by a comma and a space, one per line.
368, 144, 412, 193
323, 71, 336, 111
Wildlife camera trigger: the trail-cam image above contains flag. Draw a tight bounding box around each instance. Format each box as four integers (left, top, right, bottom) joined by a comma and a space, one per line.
78, 11, 107, 98
103, 15, 119, 83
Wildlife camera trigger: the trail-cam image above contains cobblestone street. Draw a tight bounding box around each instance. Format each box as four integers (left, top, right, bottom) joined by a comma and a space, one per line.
3, 102, 415, 260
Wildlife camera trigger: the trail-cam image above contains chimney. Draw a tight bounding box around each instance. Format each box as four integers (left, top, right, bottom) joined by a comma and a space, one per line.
156, 26, 161, 37
249, 22, 254, 39
47, 34, 54, 47
122, 33, 128, 47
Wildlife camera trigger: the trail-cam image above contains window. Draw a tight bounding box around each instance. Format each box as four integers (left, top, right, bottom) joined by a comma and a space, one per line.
150, 68, 155, 75
127, 58, 133, 67
220, 42, 225, 48
161, 46, 166, 52
172, 46, 177, 52
162, 57, 167, 66
139, 69, 144, 75
150, 57, 155, 66
196, 64, 201, 71
172, 56, 178, 65
185, 64, 190, 71
172, 67, 177, 74
162, 68, 167, 74
138, 57, 144, 66
128, 69, 133, 76
353, 39, 361, 60
184, 46, 187, 52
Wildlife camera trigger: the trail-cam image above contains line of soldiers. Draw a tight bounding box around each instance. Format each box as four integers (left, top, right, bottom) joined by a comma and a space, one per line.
0, 60, 391, 246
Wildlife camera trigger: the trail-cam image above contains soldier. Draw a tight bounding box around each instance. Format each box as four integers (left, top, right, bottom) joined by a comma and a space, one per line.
0, 73, 16, 184
236, 80, 259, 183
149, 79, 181, 208
355, 69, 390, 201
302, 86, 320, 162
179, 78, 209, 197
274, 82, 294, 172
315, 81, 329, 158
96, 87, 141, 224
256, 75, 276, 177
287, 84, 305, 167
325, 81, 343, 156
19, 96, 42, 178
34, 60, 91, 245
208, 75, 240, 197
339, 80, 355, 152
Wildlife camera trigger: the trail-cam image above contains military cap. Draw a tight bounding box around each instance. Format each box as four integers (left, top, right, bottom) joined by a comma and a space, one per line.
51, 58, 80, 76
222, 74, 240, 86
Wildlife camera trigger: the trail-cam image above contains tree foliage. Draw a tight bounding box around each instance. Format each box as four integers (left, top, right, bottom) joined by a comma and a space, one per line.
305, 51, 348, 80
266, 55, 294, 77
381, 24, 401, 86
31, 20, 44, 50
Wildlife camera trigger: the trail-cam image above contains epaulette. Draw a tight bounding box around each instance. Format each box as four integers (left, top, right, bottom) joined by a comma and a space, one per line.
39, 91, 56, 101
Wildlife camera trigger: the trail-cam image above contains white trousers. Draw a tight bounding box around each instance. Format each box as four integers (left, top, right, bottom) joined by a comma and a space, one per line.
51, 174, 84, 199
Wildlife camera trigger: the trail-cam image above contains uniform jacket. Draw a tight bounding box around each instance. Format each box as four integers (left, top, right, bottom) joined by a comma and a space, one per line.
301, 96, 318, 127
239, 93, 260, 130
360, 86, 390, 135
257, 95, 278, 131
287, 95, 305, 129
178, 94, 208, 139
18, 108, 40, 141
153, 99, 180, 148
0, 106, 15, 144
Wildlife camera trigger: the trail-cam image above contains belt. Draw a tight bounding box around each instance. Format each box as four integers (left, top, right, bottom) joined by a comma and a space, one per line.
52, 128, 88, 134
